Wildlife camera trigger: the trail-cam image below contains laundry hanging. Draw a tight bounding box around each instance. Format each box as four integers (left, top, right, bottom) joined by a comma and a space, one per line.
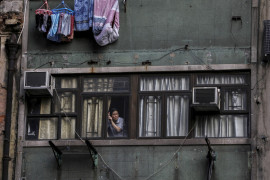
74, 0, 94, 31
47, 0, 74, 42
35, 0, 52, 33
93, 0, 120, 46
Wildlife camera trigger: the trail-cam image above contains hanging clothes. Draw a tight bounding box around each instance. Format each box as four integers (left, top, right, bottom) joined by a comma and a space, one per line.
35, 1, 52, 33
93, 0, 120, 46
74, 0, 94, 31
47, 0, 75, 42
47, 13, 61, 42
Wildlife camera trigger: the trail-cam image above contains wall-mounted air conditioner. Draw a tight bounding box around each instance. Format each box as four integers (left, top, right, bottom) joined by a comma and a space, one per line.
191, 87, 220, 111
24, 71, 53, 96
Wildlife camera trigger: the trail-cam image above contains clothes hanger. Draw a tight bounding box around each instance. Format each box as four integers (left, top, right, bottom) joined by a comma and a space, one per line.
52, 0, 74, 15
35, 0, 52, 15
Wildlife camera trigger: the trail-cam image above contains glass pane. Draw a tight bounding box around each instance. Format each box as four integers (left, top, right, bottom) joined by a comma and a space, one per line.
195, 115, 248, 137
26, 118, 39, 140
61, 117, 76, 139
28, 97, 51, 115
139, 96, 161, 137
39, 118, 58, 139
107, 96, 129, 137
224, 89, 247, 111
82, 97, 103, 138
166, 95, 189, 136
83, 77, 129, 92
55, 92, 76, 113
196, 74, 247, 85
140, 76, 189, 91
56, 77, 77, 88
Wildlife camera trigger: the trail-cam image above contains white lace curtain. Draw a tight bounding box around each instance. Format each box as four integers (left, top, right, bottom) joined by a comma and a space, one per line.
139, 76, 190, 137
195, 115, 248, 137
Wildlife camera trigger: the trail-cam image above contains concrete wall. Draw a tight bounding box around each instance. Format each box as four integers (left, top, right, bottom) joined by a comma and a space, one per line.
27, 0, 251, 68
22, 145, 250, 180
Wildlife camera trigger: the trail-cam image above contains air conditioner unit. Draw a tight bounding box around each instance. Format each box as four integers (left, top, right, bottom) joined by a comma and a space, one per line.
24, 71, 53, 96
191, 87, 220, 111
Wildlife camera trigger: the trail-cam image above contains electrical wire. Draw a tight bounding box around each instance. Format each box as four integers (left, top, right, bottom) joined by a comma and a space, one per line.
54, 86, 198, 180
144, 119, 198, 180
54, 88, 124, 180
17, 0, 28, 44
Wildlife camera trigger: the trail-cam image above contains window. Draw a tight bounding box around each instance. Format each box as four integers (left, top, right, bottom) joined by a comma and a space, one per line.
25, 72, 250, 140
82, 77, 130, 138
194, 73, 249, 138
138, 76, 190, 138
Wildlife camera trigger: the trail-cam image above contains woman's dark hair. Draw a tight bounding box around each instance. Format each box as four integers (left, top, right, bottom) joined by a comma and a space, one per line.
110, 108, 118, 116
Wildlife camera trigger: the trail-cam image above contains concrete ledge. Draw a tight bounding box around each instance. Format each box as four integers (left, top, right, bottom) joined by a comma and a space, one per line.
23, 138, 251, 147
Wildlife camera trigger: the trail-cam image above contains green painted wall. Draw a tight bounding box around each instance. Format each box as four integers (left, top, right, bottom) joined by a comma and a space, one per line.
22, 145, 250, 180
27, 0, 251, 68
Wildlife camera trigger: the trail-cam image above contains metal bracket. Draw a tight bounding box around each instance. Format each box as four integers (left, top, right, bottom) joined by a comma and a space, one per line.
85, 140, 98, 168
48, 141, 63, 168
205, 136, 216, 180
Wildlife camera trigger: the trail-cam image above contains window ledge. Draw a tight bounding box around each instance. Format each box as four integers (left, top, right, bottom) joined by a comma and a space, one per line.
22, 138, 251, 147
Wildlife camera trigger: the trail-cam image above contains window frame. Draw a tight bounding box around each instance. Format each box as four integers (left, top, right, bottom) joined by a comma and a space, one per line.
25, 71, 251, 141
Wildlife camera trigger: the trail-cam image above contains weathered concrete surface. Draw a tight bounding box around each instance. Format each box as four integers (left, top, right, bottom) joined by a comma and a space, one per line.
27, 0, 251, 68
23, 145, 250, 180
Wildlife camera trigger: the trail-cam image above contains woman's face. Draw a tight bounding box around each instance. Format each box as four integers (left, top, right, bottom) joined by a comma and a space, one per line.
112, 111, 119, 121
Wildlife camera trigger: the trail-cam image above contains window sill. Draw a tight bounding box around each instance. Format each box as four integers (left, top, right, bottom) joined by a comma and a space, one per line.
22, 138, 251, 147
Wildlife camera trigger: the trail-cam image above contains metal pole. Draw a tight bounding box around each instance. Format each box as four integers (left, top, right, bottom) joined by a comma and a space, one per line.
2, 34, 19, 180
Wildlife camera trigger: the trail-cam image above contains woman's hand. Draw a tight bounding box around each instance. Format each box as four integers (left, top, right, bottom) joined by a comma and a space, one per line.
108, 112, 112, 122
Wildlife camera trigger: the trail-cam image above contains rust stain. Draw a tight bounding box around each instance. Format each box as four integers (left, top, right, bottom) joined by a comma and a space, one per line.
0, 115, 5, 123
90, 66, 95, 73
145, 65, 148, 71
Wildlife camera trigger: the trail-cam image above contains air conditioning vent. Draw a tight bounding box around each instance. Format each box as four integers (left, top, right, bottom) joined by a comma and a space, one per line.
24, 71, 53, 96
192, 87, 220, 111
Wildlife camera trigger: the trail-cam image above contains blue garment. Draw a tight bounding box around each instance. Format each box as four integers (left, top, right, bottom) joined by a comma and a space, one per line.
47, 14, 61, 42
74, 0, 94, 31
108, 117, 124, 137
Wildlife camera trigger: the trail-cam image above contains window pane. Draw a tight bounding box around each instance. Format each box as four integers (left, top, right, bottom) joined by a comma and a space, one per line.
28, 97, 51, 115
83, 77, 129, 92
195, 115, 248, 137
196, 74, 247, 85
56, 77, 77, 88
166, 95, 189, 136
224, 89, 247, 111
139, 96, 161, 137
140, 76, 189, 91
39, 118, 58, 139
82, 97, 103, 138
27, 118, 58, 140
107, 96, 129, 137
61, 117, 76, 139
55, 92, 76, 113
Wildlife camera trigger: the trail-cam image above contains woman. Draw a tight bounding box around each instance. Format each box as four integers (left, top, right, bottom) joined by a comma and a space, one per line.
107, 108, 124, 137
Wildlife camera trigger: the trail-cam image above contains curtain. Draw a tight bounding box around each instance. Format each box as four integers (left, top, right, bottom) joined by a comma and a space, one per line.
139, 96, 161, 137
61, 117, 76, 139
39, 118, 58, 139
195, 75, 248, 137
197, 75, 246, 85
55, 92, 76, 113
82, 97, 103, 137
224, 89, 247, 110
38, 98, 56, 139
195, 115, 247, 137
167, 95, 189, 136
140, 76, 189, 91
61, 78, 77, 88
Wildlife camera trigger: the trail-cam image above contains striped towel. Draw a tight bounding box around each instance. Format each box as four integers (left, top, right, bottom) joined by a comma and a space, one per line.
93, 0, 119, 46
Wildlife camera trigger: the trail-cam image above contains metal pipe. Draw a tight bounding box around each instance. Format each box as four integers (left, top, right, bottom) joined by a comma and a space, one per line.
2, 34, 19, 180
